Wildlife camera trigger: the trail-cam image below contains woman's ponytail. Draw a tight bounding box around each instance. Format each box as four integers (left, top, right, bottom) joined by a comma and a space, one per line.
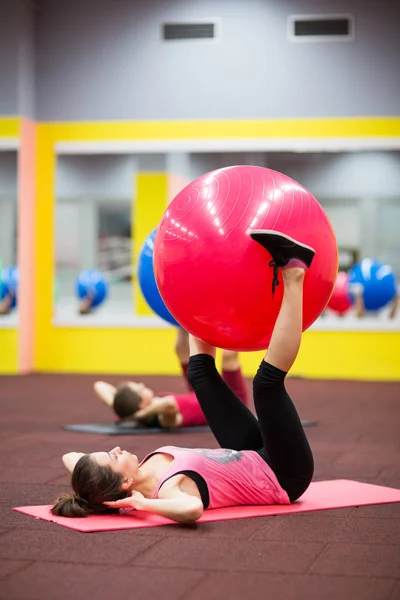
51, 493, 90, 518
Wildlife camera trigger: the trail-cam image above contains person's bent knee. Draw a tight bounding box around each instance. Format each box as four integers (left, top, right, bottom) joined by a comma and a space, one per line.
285, 470, 314, 503
187, 354, 218, 388
253, 360, 287, 394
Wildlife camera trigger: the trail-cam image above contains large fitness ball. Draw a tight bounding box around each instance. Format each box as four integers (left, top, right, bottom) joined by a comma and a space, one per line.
137, 228, 179, 326
76, 270, 109, 308
0, 266, 18, 309
327, 271, 353, 315
154, 166, 338, 351
348, 259, 397, 311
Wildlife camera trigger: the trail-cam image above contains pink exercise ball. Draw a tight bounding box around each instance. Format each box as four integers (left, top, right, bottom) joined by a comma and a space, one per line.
327, 271, 353, 315
154, 165, 338, 351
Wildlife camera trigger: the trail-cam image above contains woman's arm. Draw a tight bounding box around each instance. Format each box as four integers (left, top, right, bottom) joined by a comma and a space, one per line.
0, 293, 13, 315
104, 489, 203, 524
134, 395, 183, 428
93, 381, 118, 408
349, 283, 365, 318
388, 294, 399, 320
78, 294, 94, 315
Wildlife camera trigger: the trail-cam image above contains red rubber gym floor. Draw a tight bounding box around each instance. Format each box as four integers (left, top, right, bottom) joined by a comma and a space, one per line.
0, 374, 399, 600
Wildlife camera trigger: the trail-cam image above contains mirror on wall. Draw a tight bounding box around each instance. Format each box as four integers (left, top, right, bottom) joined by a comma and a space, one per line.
265, 151, 400, 324
52, 150, 400, 327
53, 155, 134, 324
0, 151, 18, 325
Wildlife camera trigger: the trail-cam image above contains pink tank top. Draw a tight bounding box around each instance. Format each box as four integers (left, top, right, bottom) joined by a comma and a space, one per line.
157, 391, 207, 427
140, 445, 290, 509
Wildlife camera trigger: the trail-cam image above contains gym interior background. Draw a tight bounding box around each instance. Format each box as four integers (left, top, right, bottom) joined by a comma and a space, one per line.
0, 2, 399, 599
0, 0, 399, 380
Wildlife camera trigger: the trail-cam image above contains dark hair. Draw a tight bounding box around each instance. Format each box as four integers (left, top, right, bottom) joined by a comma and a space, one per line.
51, 454, 129, 518
113, 384, 142, 419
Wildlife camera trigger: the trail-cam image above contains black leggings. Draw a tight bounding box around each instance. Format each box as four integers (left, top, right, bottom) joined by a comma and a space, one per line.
187, 354, 314, 502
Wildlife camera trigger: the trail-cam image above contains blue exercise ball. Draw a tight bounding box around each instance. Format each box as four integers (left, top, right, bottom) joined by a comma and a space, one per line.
0, 266, 18, 309
137, 228, 179, 326
76, 270, 109, 308
348, 259, 397, 311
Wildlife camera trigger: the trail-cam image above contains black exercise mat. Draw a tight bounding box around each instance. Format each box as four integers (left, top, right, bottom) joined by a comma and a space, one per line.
62, 422, 211, 435
62, 420, 317, 436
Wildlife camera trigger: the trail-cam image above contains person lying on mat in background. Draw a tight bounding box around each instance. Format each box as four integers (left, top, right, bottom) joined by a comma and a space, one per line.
93, 327, 248, 429
52, 230, 315, 523
351, 283, 399, 320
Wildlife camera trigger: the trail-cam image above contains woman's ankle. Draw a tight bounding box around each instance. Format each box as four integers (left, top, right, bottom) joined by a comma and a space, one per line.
189, 334, 216, 359
281, 267, 306, 283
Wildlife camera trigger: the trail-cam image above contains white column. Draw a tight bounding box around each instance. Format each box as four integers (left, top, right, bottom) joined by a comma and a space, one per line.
137, 154, 166, 172
0, 200, 16, 268
166, 152, 191, 177
246, 152, 268, 167
359, 197, 379, 259
166, 152, 191, 204
78, 200, 97, 270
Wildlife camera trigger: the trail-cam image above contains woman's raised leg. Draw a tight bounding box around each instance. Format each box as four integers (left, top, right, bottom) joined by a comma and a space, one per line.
250, 230, 315, 501
187, 337, 263, 450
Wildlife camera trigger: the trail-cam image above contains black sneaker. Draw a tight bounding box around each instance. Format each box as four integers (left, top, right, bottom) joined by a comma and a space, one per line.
250, 230, 315, 296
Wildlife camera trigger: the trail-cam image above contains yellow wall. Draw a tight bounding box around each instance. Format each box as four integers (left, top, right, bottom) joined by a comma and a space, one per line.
31, 327, 400, 381
270, 331, 400, 381
31, 118, 400, 380
0, 117, 20, 373
133, 173, 168, 315
34, 327, 178, 374
0, 117, 20, 137
33, 117, 400, 140
0, 330, 18, 374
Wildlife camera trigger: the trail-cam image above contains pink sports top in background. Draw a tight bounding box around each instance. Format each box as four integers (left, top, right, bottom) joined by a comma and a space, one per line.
140, 445, 290, 509
161, 364, 248, 427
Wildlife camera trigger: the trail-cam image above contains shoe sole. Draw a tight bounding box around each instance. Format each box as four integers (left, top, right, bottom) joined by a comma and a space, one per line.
249, 229, 315, 254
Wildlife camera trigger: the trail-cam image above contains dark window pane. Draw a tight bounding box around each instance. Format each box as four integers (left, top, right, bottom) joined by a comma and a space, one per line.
294, 19, 350, 37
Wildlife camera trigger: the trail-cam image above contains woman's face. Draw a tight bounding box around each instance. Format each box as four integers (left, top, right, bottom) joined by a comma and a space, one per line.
91, 446, 139, 481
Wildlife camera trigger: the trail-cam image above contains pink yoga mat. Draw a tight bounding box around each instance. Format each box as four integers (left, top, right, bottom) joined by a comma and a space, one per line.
13, 480, 400, 533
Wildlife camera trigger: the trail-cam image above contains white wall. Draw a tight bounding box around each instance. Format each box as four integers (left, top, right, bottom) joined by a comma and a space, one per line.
268, 151, 400, 200
323, 202, 361, 248
190, 152, 268, 180
376, 202, 400, 277
36, 0, 400, 120
0, 0, 35, 117
0, 1, 19, 115
18, 0, 36, 118
190, 151, 400, 200
56, 155, 135, 200
0, 152, 18, 267
2, 0, 399, 120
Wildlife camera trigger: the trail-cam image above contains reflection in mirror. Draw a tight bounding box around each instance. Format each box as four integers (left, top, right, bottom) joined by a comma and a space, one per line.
54, 155, 134, 324
265, 150, 400, 325
0, 151, 18, 324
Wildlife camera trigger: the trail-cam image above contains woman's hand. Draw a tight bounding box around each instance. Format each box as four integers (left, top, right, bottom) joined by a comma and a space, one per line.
134, 396, 180, 428
105, 489, 204, 523
103, 491, 145, 511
